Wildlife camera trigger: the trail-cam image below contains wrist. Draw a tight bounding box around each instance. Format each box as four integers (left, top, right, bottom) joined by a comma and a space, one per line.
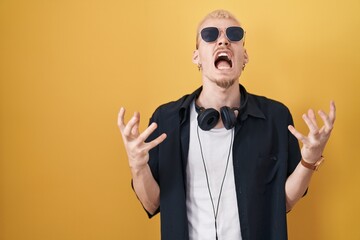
301, 156, 325, 171
130, 164, 149, 176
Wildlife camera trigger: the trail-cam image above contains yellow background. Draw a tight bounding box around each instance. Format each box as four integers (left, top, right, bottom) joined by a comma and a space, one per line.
0, 0, 359, 239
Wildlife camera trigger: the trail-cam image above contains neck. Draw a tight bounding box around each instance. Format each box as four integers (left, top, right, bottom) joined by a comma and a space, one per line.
197, 81, 241, 111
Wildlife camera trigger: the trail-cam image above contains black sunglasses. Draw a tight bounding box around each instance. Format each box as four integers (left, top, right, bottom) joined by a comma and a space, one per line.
200, 26, 245, 43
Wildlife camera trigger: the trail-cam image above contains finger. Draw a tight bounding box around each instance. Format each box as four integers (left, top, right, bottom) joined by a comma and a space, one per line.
302, 113, 319, 135
329, 100, 336, 124
318, 110, 333, 134
288, 125, 307, 143
307, 109, 318, 128
123, 112, 140, 137
138, 122, 159, 142
318, 125, 325, 135
131, 112, 140, 137
144, 133, 167, 151
118, 107, 126, 131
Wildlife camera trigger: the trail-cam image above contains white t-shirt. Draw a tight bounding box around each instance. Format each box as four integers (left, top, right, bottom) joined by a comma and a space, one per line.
186, 102, 242, 240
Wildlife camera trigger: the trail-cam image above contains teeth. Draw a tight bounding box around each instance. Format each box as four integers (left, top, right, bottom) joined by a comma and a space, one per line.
214, 51, 232, 69
218, 52, 228, 57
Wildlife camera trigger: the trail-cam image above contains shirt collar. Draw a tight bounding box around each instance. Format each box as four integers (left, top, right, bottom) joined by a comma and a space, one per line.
179, 84, 265, 125
240, 85, 266, 121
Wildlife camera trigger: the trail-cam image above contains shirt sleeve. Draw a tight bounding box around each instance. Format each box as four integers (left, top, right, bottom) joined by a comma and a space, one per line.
286, 110, 302, 177
136, 110, 162, 218
146, 111, 161, 185
286, 109, 307, 196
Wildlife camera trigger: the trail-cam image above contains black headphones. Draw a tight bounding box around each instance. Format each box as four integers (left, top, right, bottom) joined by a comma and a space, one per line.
195, 105, 239, 131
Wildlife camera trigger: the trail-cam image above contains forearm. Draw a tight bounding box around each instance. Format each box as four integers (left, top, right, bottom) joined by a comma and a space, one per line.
131, 164, 160, 215
285, 160, 314, 211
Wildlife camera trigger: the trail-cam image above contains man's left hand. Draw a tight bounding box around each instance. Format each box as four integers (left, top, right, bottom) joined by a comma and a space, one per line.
288, 101, 336, 164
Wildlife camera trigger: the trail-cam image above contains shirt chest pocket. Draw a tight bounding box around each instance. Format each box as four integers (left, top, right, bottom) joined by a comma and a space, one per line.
254, 154, 279, 193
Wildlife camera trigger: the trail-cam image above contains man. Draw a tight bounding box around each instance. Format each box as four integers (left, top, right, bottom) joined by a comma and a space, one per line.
118, 9, 336, 240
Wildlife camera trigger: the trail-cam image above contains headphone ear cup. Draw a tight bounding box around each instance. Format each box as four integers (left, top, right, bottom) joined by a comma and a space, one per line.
220, 106, 237, 130
197, 108, 220, 131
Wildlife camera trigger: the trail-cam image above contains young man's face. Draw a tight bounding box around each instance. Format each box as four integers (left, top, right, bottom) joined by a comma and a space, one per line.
193, 17, 249, 89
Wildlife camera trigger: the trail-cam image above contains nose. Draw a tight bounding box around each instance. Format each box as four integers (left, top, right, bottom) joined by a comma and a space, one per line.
217, 30, 229, 46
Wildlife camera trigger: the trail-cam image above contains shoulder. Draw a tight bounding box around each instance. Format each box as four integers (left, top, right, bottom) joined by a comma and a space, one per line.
248, 92, 291, 118
150, 92, 194, 123
150, 86, 201, 121
153, 95, 186, 115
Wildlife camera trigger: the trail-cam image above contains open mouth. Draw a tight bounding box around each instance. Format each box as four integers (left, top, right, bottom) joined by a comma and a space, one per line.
214, 52, 232, 70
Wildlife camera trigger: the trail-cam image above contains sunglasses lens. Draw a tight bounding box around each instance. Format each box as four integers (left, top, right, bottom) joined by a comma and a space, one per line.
226, 27, 244, 41
201, 27, 219, 42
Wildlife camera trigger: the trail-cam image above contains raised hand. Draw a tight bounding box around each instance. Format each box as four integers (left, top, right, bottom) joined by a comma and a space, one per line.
118, 107, 167, 171
288, 101, 336, 163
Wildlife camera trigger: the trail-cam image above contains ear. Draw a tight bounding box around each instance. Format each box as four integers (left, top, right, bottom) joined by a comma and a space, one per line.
243, 49, 249, 64
192, 50, 200, 65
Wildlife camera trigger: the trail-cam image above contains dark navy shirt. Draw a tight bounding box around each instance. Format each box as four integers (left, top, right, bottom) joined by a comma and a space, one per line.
144, 84, 301, 240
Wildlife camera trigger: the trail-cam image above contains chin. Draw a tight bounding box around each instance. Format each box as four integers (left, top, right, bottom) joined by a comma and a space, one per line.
212, 70, 241, 89
213, 78, 236, 89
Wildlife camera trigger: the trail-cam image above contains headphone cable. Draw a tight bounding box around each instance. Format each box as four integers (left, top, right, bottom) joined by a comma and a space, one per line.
196, 126, 234, 240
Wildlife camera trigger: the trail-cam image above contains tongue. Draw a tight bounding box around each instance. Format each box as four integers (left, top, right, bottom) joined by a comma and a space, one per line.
216, 60, 231, 69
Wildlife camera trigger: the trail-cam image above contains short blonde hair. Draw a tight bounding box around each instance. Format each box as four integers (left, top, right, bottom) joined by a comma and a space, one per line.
196, 9, 241, 49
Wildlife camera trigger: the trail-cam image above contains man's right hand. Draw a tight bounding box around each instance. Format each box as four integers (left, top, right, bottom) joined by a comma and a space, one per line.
117, 107, 167, 172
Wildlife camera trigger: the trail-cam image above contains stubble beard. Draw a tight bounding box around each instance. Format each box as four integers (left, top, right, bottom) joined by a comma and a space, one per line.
212, 78, 237, 89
